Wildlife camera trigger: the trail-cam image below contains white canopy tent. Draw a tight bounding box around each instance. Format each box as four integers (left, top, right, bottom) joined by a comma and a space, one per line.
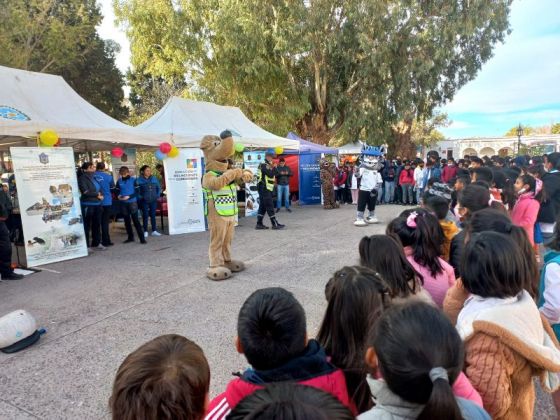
138, 97, 299, 149
338, 141, 364, 154
0, 65, 179, 151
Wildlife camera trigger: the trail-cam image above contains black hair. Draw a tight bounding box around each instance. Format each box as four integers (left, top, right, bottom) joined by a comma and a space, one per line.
454, 175, 470, 187
237, 288, 306, 370
425, 195, 450, 221
140, 165, 150, 174
316, 266, 390, 413
461, 232, 528, 298
457, 184, 490, 218
369, 302, 464, 420
527, 164, 546, 179
119, 166, 130, 174
279, 158, 285, 163
155, 164, 164, 170
96, 162, 106, 171
471, 180, 490, 189
386, 209, 444, 276
81, 161, 93, 171
472, 167, 493, 184
426, 177, 438, 188
470, 156, 483, 165
517, 174, 545, 203
466, 208, 539, 298
227, 383, 354, 420
548, 152, 560, 170
359, 235, 424, 297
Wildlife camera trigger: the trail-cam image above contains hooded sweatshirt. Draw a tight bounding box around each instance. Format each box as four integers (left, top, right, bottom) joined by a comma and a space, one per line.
457, 290, 560, 420
511, 192, 540, 246
358, 376, 490, 420
204, 340, 351, 420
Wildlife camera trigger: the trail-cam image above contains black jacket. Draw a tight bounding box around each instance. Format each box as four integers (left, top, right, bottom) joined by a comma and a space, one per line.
449, 230, 466, 278
78, 173, 101, 204
276, 165, 292, 185
537, 171, 560, 224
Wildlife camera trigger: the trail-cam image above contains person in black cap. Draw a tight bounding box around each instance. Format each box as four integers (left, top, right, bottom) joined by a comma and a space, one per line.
256, 153, 285, 230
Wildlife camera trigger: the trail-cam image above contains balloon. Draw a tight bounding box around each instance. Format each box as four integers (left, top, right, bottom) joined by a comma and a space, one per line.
234, 143, 245, 153
267, 148, 275, 154
275, 146, 284, 155
168, 146, 179, 158
111, 147, 124, 158
159, 142, 172, 154
39, 129, 58, 146
154, 150, 166, 160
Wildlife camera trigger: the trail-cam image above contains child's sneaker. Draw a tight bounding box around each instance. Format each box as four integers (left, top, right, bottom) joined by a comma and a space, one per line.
151, 231, 162, 237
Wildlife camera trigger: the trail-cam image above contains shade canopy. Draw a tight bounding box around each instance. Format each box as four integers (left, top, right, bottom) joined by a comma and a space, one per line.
283, 132, 338, 154
0, 65, 173, 151
338, 141, 364, 155
138, 97, 299, 149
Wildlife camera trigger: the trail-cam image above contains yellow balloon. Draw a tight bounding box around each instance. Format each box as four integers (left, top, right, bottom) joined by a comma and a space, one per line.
275, 146, 284, 155
168, 146, 180, 158
39, 129, 59, 146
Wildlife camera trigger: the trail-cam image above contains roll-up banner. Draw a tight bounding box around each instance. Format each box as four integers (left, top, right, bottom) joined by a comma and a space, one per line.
243, 152, 265, 217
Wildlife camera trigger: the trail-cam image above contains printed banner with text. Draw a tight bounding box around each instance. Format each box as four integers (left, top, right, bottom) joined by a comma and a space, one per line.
164, 148, 205, 234
243, 152, 265, 217
299, 154, 322, 205
10, 147, 88, 266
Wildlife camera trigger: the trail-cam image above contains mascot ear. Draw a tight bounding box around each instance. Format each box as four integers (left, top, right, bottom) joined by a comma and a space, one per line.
379, 146, 386, 155
200, 135, 219, 150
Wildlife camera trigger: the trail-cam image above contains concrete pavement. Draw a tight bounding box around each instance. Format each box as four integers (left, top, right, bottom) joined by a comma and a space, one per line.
0, 204, 555, 419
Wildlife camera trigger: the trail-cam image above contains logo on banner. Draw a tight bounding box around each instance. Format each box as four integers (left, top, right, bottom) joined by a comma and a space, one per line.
39, 153, 49, 165
186, 159, 198, 169
0, 105, 30, 121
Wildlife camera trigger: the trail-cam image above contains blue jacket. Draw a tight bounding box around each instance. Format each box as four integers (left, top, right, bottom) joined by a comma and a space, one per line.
116, 176, 138, 203
94, 171, 115, 206
137, 175, 161, 203
539, 250, 560, 341
422, 165, 442, 186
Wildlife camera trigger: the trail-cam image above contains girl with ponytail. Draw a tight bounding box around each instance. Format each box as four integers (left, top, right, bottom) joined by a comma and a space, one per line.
359, 302, 490, 420
387, 209, 455, 307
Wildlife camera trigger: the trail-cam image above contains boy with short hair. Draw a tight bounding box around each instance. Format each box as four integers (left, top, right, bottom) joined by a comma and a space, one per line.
205, 288, 350, 420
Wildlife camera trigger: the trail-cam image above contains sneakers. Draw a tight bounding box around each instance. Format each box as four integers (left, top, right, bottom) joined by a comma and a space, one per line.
2, 272, 24, 280
366, 216, 379, 224
96, 244, 106, 251
151, 231, 162, 237
354, 219, 367, 227
144, 231, 149, 238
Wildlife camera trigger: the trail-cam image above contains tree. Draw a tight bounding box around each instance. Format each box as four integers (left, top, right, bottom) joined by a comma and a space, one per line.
410, 112, 450, 156
116, 0, 512, 152
504, 126, 534, 136
0, 0, 127, 120
552, 123, 560, 135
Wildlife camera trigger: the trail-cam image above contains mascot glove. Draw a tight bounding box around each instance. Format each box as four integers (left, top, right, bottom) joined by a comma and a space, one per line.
242, 170, 253, 183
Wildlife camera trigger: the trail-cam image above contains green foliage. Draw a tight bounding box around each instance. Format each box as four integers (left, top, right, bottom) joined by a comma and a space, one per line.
116, 0, 512, 147
0, 0, 127, 120
552, 123, 560, 135
504, 126, 534, 137
411, 112, 450, 148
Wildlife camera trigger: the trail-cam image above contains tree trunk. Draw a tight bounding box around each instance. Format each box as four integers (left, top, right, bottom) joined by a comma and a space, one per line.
295, 111, 331, 145
391, 119, 417, 160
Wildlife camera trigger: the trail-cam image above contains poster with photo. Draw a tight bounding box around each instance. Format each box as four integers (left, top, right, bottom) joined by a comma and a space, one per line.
10, 147, 88, 266
164, 148, 205, 235
111, 148, 137, 179
243, 152, 265, 217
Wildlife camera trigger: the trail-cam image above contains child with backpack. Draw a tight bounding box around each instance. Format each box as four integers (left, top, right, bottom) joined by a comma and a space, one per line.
205, 287, 351, 419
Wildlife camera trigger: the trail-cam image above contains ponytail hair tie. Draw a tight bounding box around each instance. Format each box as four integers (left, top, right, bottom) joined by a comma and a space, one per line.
406, 211, 418, 228
429, 367, 449, 383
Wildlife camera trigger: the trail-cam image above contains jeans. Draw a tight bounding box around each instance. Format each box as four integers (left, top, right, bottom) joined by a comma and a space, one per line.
141, 200, 158, 232
416, 187, 424, 205
384, 181, 395, 203
277, 184, 290, 209
401, 183, 414, 204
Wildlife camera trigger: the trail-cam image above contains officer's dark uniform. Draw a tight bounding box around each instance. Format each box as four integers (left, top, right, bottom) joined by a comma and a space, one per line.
256, 157, 285, 230
0, 195, 22, 280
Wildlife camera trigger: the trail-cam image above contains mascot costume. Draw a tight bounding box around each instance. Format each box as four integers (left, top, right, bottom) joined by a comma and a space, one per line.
201, 131, 253, 280
354, 146, 385, 226
320, 160, 338, 209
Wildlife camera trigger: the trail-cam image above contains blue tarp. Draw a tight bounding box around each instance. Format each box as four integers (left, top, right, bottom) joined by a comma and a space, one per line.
284, 132, 338, 154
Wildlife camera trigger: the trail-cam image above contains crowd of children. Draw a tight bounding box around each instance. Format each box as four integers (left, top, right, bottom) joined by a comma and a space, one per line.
107, 152, 560, 420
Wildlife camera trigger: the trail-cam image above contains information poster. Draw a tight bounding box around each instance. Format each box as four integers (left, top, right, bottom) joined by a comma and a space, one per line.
299, 153, 322, 205
164, 148, 205, 234
243, 151, 265, 217
10, 147, 88, 266
111, 148, 137, 178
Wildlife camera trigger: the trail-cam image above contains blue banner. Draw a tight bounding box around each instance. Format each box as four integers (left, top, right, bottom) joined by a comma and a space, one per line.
299, 154, 322, 205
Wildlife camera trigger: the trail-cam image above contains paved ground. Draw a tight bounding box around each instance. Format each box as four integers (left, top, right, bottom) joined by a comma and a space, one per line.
0, 204, 556, 419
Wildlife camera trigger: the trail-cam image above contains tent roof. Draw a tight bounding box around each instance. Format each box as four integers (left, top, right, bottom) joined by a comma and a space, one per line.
338, 141, 364, 155
0, 65, 172, 151
138, 97, 299, 149
283, 132, 338, 154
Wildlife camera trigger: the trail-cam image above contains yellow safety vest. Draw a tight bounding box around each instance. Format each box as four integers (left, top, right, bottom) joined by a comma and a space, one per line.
203, 171, 238, 217
257, 164, 275, 192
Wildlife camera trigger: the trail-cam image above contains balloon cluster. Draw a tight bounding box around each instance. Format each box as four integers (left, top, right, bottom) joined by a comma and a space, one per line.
39, 129, 60, 147
266, 147, 284, 155
155, 142, 179, 160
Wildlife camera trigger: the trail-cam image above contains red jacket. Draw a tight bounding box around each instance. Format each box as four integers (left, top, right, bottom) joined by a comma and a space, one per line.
441, 165, 458, 183
399, 169, 414, 185
204, 341, 351, 419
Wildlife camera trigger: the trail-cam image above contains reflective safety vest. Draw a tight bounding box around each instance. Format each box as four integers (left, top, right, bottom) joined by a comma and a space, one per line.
203, 171, 238, 217
257, 164, 275, 192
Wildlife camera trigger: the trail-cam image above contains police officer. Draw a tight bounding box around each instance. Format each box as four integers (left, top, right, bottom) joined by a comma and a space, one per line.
256, 153, 285, 230
0, 190, 23, 280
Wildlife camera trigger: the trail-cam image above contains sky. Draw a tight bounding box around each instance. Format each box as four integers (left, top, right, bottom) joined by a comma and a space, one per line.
97, 0, 560, 139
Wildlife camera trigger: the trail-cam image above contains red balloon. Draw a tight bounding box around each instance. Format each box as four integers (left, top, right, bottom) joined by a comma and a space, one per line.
111, 147, 124, 158
159, 142, 172, 154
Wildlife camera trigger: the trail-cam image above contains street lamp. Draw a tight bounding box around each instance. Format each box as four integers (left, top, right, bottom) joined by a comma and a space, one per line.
516, 123, 523, 156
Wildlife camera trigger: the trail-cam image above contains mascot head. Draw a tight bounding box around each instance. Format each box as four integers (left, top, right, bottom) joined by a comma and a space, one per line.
200, 130, 235, 173
360, 145, 386, 171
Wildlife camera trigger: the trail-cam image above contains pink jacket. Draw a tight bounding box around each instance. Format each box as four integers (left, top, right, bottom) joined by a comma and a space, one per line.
511, 194, 540, 246
404, 246, 456, 307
